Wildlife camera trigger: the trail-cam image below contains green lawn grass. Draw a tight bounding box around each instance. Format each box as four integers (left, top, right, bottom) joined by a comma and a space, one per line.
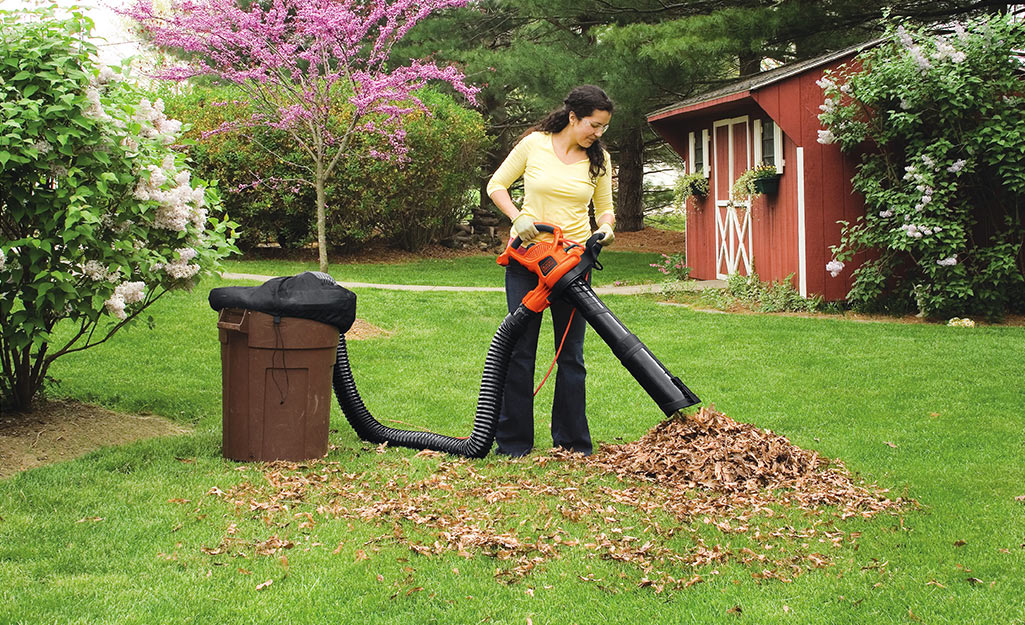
223, 249, 663, 288
1, 271, 1023, 625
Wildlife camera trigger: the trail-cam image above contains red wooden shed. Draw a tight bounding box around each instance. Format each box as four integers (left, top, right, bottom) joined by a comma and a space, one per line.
647, 43, 877, 300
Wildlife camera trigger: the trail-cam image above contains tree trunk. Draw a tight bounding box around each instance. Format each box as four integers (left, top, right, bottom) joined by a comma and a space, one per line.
316, 166, 328, 273
615, 125, 645, 232
7, 345, 36, 411
739, 52, 762, 77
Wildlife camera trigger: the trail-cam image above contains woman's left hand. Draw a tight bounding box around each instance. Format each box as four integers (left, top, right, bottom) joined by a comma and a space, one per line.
595, 223, 615, 246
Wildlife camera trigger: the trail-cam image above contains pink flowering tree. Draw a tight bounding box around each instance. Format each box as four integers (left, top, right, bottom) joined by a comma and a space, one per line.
126, 0, 479, 271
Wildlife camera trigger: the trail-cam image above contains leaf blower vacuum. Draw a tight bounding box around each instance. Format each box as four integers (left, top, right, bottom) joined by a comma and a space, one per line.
210, 223, 699, 459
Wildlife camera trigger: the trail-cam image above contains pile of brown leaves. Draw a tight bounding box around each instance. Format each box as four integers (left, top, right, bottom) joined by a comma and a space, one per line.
590, 406, 904, 520
594, 406, 826, 493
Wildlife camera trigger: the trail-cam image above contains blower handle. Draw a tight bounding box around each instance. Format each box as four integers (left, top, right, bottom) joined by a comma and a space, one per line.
509, 222, 559, 250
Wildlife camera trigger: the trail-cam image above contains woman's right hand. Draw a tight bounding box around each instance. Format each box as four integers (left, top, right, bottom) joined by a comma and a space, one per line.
512, 213, 540, 244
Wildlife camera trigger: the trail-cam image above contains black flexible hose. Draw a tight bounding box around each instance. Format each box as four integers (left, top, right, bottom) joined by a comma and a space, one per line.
332, 303, 538, 458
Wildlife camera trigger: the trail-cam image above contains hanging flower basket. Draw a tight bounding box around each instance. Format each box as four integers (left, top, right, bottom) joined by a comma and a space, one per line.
730, 163, 779, 201
751, 174, 781, 195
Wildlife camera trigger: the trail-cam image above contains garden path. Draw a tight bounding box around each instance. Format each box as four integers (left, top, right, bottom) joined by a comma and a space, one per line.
217, 272, 726, 294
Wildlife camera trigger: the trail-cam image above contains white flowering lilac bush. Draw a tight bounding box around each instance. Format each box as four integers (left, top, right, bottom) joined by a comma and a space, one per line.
817, 15, 1025, 319
0, 7, 237, 410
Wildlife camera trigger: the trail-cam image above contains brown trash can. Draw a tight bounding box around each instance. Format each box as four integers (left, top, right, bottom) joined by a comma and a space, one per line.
217, 308, 339, 462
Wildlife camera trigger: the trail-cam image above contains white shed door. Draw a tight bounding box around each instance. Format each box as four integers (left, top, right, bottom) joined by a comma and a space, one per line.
713, 117, 753, 279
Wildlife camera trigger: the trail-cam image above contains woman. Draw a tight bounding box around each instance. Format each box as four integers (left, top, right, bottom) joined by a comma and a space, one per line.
486, 84, 616, 457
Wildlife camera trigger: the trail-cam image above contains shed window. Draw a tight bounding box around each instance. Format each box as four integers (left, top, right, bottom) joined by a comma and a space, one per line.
688, 129, 710, 177
753, 119, 784, 173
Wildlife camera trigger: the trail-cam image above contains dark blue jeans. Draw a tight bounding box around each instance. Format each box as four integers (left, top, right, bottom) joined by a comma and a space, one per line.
496, 262, 592, 456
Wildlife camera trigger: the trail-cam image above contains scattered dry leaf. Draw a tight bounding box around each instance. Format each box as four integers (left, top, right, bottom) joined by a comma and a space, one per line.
255, 579, 273, 591
954, 540, 966, 547
883, 441, 898, 448
196, 406, 907, 596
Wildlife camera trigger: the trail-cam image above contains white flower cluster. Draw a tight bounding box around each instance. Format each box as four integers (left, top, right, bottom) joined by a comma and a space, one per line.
82, 260, 108, 281
933, 39, 967, 64
910, 46, 932, 73
947, 159, 967, 174
134, 154, 207, 232
104, 281, 146, 320
32, 140, 52, 155
0, 248, 5, 272
159, 247, 200, 280
901, 223, 942, 239
82, 86, 112, 121
896, 26, 934, 74
898, 24, 967, 71
879, 209, 894, 218
903, 163, 937, 212
937, 255, 958, 266
897, 26, 915, 49
96, 66, 119, 85
817, 129, 835, 145
947, 317, 975, 327
135, 98, 183, 144
826, 260, 845, 277
121, 135, 139, 156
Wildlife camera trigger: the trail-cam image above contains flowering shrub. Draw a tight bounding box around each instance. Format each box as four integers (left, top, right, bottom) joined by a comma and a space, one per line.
817, 15, 1025, 319
650, 253, 691, 281
0, 8, 236, 410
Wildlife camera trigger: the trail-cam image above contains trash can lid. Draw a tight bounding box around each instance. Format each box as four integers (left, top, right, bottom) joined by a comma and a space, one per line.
209, 272, 357, 333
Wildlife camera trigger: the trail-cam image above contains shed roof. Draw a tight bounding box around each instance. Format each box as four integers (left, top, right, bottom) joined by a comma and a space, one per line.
647, 40, 882, 122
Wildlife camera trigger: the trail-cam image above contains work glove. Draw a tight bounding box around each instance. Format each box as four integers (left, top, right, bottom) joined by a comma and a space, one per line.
512, 213, 540, 244
595, 222, 615, 246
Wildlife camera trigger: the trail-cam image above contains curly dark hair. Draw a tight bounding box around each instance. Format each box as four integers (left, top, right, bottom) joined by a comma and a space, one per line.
529, 85, 614, 180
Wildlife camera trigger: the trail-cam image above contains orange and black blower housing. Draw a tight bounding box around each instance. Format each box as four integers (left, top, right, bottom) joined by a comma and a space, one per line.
499, 224, 699, 416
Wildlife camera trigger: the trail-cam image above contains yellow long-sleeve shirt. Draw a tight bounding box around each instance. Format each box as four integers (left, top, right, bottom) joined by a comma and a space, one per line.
486, 131, 614, 245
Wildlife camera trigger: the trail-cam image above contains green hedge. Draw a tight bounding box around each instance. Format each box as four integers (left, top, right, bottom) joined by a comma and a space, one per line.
164, 86, 486, 252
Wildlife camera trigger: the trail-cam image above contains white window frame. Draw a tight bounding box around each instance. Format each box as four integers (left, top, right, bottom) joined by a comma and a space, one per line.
752, 119, 785, 173
688, 129, 710, 177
